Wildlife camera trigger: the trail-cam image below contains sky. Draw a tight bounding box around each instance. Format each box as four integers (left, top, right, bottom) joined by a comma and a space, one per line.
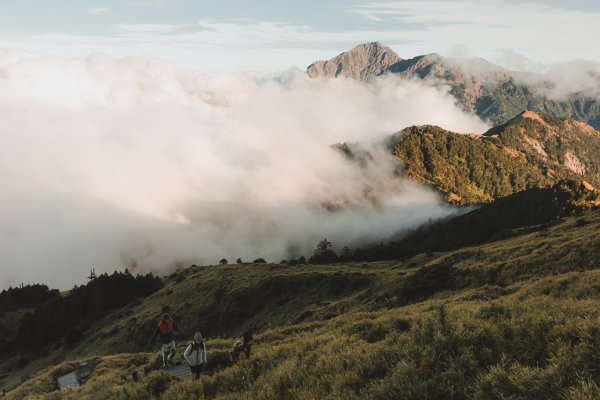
0, 0, 599, 71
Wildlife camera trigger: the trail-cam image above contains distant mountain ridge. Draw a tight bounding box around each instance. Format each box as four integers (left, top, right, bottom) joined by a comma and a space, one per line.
307, 43, 600, 129
389, 111, 600, 204
307, 42, 401, 80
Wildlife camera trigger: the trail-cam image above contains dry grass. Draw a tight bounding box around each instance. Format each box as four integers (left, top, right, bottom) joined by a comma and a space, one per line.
4, 209, 600, 399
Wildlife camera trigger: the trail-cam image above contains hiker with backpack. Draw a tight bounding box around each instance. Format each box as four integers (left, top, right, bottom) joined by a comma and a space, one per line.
149, 313, 183, 368
183, 332, 207, 380
230, 331, 253, 363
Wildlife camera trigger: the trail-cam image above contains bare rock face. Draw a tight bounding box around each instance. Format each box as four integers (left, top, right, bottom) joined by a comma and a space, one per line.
306, 42, 401, 80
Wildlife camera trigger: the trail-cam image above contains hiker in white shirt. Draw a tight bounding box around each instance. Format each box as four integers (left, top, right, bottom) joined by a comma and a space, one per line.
184, 331, 207, 380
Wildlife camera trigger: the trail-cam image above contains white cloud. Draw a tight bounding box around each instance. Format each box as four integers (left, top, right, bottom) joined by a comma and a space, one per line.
493, 48, 546, 73
87, 7, 110, 15
117, 24, 184, 34
0, 49, 487, 288
1, 1, 600, 71
515, 61, 600, 100
125, 0, 182, 6
348, 0, 600, 66
0, 20, 419, 70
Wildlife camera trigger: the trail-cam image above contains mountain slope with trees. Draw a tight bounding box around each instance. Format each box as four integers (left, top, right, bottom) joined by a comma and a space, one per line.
390, 111, 600, 204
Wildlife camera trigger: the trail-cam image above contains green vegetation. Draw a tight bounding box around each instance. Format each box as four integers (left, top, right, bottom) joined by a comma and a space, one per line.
391, 112, 600, 204
486, 112, 600, 185
382, 179, 600, 258
0, 270, 162, 387
308, 238, 338, 264
8, 275, 600, 399
4, 205, 600, 399
392, 125, 555, 204
472, 78, 600, 130
0, 284, 59, 317
4, 112, 600, 398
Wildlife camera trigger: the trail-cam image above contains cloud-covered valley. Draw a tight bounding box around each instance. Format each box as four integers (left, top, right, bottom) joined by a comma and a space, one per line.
0, 49, 489, 288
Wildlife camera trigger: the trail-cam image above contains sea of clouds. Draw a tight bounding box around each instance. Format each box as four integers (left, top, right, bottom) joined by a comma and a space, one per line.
0, 49, 490, 288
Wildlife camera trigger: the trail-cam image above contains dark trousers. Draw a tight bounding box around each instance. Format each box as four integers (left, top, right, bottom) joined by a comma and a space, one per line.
190, 364, 203, 380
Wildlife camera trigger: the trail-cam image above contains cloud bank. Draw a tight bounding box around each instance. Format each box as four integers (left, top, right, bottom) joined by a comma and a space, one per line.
525, 62, 600, 100
0, 49, 488, 289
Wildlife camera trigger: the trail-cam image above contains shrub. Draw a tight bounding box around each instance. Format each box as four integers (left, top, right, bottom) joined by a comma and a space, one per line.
145, 372, 172, 396
309, 238, 338, 264
127, 355, 148, 367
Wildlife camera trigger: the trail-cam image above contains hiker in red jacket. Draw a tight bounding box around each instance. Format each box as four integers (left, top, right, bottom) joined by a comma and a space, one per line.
150, 313, 183, 368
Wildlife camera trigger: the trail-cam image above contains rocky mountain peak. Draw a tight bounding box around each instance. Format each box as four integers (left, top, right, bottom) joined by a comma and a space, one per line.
306, 42, 401, 80
306, 43, 600, 129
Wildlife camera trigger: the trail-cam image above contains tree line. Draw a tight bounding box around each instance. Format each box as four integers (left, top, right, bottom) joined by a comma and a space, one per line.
0, 270, 163, 356
0, 284, 59, 317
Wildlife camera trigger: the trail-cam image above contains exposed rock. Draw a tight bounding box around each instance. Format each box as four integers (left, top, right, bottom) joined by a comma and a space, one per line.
307, 42, 401, 80
523, 135, 548, 159
583, 180, 595, 191
565, 151, 586, 175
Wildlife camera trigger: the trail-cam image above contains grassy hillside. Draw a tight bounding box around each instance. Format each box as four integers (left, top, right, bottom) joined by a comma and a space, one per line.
391, 112, 600, 205
4, 205, 600, 399
382, 179, 600, 258
9, 281, 600, 400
